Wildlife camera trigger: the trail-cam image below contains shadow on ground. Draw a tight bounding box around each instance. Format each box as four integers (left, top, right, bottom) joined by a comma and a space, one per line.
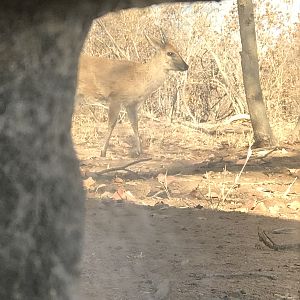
80, 145, 300, 180
79, 199, 300, 300
74, 120, 300, 299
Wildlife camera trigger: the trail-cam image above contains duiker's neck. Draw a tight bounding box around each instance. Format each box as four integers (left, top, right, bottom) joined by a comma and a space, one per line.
146, 51, 168, 72
136, 52, 170, 96
141, 51, 169, 80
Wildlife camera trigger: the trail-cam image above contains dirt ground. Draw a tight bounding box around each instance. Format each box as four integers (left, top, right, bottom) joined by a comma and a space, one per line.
74, 118, 300, 300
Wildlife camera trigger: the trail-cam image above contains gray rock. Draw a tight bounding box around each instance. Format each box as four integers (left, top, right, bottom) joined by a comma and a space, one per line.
0, 0, 220, 299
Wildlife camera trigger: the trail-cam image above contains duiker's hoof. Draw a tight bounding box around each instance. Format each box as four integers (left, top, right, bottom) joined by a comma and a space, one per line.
100, 150, 107, 157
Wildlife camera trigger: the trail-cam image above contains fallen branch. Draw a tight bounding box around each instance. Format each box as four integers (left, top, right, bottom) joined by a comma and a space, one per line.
258, 227, 300, 251
85, 157, 152, 177
175, 119, 251, 135
253, 147, 279, 160
224, 113, 251, 124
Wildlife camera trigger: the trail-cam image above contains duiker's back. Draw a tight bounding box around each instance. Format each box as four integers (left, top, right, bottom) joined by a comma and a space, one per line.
77, 55, 140, 101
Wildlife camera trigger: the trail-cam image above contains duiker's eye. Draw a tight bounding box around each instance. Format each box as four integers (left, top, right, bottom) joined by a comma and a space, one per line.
167, 52, 175, 57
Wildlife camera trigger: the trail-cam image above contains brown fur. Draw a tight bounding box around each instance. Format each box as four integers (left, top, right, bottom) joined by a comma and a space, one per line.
77, 36, 188, 156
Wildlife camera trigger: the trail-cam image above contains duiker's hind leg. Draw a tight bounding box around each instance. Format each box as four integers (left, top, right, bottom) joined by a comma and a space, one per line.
101, 102, 121, 157
126, 104, 142, 155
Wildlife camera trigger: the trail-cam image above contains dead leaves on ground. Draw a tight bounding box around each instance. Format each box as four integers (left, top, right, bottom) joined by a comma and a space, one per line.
82, 168, 299, 220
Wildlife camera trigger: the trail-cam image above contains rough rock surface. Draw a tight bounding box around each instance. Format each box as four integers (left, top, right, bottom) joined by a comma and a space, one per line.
0, 1, 220, 299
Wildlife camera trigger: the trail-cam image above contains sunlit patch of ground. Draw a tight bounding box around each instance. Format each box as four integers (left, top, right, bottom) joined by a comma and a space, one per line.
73, 112, 300, 300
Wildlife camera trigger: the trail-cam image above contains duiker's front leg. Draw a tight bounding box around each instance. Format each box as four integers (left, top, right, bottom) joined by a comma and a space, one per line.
101, 102, 121, 157
126, 104, 142, 155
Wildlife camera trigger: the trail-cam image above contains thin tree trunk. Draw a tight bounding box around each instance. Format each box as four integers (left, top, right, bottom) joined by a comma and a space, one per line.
237, 0, 275, 147
294, 117, 300, 132
292, 116, 300, 141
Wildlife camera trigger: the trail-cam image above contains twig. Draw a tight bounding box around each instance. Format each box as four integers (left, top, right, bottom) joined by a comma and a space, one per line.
235, 144, 252, 185
283, 177, 297, 197
99, 20, 127, 59
258, 227, 300, 251
217, 145, 252, 207
158, 171, 171, 199
224, 113, 250, 124
88, 158, 152, 176
255, 147, 278, 160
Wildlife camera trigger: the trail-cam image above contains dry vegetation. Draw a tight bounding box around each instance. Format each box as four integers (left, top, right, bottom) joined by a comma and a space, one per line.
73, 0, 299, 148
73, 3, 300, 299
72, 0, 299, 213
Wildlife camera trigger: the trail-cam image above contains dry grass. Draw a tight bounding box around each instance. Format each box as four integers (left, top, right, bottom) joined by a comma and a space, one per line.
72, 103, 254, 158
74, 1, 299, 150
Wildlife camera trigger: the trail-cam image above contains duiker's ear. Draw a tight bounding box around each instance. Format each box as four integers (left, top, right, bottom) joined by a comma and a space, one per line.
145, 34, 165, 49
159, 30, 168, 45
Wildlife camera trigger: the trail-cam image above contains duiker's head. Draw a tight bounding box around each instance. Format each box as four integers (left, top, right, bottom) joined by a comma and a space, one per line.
147, 34, 189, 72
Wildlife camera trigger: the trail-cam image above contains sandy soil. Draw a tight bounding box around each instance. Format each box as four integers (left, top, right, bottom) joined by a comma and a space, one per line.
74, 119, 300, 300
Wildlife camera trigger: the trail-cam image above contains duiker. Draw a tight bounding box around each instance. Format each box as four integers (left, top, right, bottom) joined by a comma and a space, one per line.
77, 34, 188, 157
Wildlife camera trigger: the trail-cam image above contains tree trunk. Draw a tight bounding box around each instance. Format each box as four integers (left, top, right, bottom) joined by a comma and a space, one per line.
291, 116, 300, 141
294, 117, 300, 131
237, 0, 275, 147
